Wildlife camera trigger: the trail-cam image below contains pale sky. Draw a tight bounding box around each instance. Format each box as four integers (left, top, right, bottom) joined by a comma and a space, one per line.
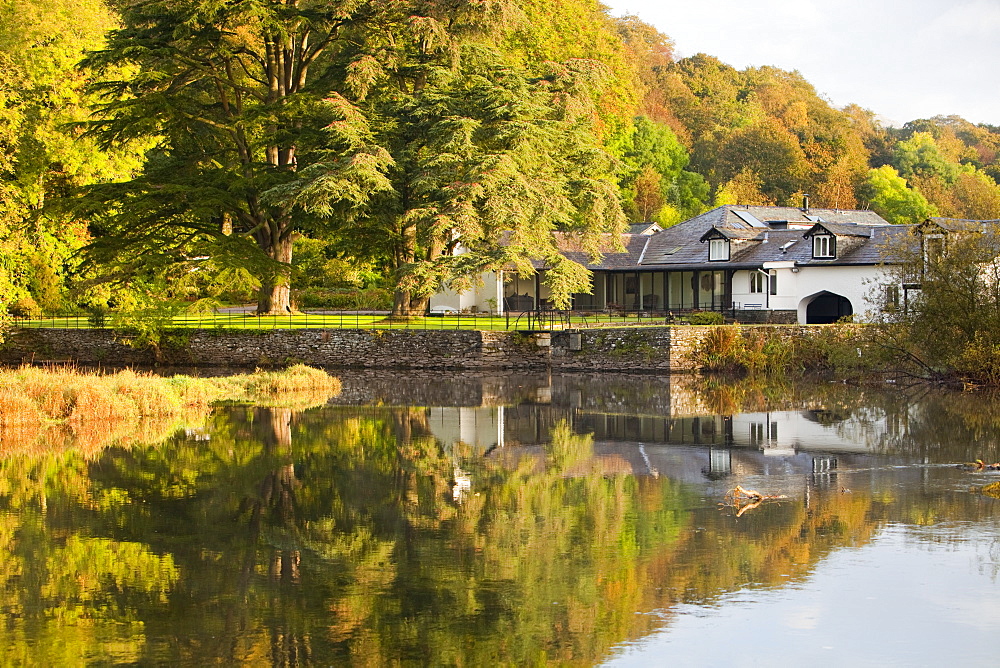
601, 0, 1000, 127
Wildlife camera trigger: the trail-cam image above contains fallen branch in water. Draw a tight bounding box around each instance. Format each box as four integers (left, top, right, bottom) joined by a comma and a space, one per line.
957, 459, 1000, 471
721, 485, 788, 517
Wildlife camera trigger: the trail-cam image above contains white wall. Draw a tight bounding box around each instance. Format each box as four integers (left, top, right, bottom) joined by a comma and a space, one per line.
731, 410, 882, 453
427, 406, 503, 448
791, 265, 888, 323
731, 265, 890, 324
429, 270, 505, 313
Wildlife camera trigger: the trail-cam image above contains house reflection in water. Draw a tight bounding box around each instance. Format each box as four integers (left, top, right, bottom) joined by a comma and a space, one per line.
428, 406, 508, 451
424, 380, 893, 492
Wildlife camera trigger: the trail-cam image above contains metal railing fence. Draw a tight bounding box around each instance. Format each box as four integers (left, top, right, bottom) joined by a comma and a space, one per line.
6, 307, 724, 332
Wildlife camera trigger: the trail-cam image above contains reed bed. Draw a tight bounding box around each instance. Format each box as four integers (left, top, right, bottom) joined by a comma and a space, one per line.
0, 364, 341, 455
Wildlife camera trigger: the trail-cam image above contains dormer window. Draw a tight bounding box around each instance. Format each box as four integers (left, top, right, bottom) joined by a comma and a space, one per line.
709, 238, 730, 261
813, 234, 836, 259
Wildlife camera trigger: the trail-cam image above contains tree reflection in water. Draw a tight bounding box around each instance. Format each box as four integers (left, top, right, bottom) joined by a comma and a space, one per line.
0, 374, 999, 664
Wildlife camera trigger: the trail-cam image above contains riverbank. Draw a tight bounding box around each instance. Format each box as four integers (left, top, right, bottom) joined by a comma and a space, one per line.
0, 364, 341, 454
0, 325, 841, 373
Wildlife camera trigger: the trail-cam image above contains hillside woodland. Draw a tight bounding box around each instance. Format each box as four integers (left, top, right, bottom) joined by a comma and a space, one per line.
2, 0, 999, 315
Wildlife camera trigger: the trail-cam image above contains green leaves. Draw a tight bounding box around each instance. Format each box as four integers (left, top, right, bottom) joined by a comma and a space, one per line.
893, 132, 960, 183
860, 165, 935, 224
876, 223, 1000, 384
262, 94, 394, 217
304, 35, 625, 312
617, 116, 708, 224
79, 0, 389, 311
0, 0, 145, 315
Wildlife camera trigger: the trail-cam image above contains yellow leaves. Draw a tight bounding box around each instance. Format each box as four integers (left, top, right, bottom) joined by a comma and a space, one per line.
0, 365, 341, 456
0, 528, 177, 664
951, 169, 1000, 220
545, 420, 594, 472
715, 168, 774, 207
980, 481, 1000, 498
502, 0, 641, 135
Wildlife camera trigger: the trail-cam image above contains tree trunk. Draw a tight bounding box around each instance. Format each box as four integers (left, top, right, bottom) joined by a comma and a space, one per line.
390, 218, 424, 316
392, 289, 429, 317
253, 407, 293, 448
389, 218, 443, 317
258, 279, 292, 315
257, 233, 294, 314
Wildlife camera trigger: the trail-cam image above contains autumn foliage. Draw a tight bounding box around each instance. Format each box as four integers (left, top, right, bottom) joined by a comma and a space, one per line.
4, 0, 1000, 316
0, 365, 340, 454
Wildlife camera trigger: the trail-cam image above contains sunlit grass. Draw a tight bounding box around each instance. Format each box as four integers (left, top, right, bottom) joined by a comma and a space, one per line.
12, 312, 669, 331
0, 364, 341, 456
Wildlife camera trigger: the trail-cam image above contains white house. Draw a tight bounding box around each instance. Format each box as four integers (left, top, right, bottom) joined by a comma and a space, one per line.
430, 203, 910, 324
689, 206, 905, 323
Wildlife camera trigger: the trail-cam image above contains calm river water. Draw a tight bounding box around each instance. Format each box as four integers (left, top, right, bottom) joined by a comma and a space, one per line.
3, 371, 1000, 666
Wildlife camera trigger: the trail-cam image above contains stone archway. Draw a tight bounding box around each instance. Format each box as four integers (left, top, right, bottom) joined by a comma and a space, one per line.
805, 292, 853, 324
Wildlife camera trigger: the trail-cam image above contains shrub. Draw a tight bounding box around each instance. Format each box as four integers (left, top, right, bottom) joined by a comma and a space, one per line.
110, 369, 184, 417
0, 388, 45, 427
69, 382, 141, 425
242, 364, 342, 396
295, 288, 393, 310
687, 311, 725, 325
354, 288, 393, 310
87, 304, 109, 328
695, 325, 867, 377
697, 327, 747, 374
9, 296, 41, 318
953, 333, 1000, 386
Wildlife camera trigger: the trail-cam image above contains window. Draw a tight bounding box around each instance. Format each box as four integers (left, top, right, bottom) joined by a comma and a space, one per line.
748, 422, 778, 446
813, 234, 835, 258
884, 285, 900, 311
698, 271, 725, 309
924, 234, 944, 265
749, 269, 776, 295
624, 274, 639, 309
813, 456, 837, 473
709, 238, 729, 261
708, 448, 732, 476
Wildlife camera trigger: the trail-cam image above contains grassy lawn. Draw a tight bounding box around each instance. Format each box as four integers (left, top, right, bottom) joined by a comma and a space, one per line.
11, 311, 671, 331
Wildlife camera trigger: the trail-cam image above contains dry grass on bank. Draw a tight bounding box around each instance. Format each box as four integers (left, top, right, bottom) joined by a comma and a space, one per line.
0, 364, 341, 455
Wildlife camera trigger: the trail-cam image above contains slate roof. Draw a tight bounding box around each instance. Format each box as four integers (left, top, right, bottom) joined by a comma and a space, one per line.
661, 204, 889, 233
627, 222, 663, 235
924, 217, 1000, 233
526, 233, 649, 270
699, 227, 767, 242
805, 222, 873, 238
515, 206, 908, 273
640, 205, 905, 270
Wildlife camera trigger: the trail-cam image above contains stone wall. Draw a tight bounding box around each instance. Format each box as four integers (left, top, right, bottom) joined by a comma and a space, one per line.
1, 329, 156, 366
0, 324, 836, 373
731, 309, 798, 324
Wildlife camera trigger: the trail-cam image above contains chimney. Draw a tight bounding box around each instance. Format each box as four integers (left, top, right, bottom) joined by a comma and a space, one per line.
802, 193, 811, 214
